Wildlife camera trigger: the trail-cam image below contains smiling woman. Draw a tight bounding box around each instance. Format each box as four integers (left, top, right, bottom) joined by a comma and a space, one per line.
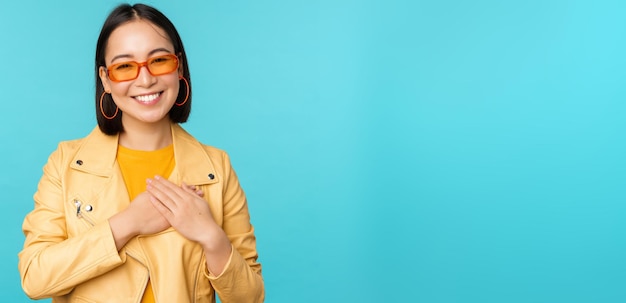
17, 3, 264, 302
99, 20, 184, 140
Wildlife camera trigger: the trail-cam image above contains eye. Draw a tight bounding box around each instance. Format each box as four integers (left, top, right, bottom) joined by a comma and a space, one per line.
113, 63, 134, 71
150, 56, 173, 65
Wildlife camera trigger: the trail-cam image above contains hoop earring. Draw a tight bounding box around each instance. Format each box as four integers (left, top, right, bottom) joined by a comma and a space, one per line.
176, 76, 190, 106
100, 92, 118, 120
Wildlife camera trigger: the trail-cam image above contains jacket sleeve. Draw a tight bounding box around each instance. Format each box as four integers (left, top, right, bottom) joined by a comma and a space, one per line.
206, 150, 265, 303
18, 145, 125, 299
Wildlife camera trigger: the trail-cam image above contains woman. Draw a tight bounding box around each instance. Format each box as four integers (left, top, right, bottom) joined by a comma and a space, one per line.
18, 3, 264, 302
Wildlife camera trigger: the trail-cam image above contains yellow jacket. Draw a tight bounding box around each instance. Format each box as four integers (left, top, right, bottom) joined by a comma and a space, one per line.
19, 124, 264, 302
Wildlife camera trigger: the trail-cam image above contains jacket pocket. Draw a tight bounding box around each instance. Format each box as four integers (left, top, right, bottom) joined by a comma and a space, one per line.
67, 197, 97, 237
72, 198, 96, 226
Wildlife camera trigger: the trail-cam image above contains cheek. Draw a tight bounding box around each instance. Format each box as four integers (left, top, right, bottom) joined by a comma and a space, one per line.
165, 75, 181, 91
162, 76, 182, 100
109, 83, 132, 101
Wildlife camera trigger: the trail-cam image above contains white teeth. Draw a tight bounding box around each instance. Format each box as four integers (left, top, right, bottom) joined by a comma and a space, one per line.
134, 92, 160, 103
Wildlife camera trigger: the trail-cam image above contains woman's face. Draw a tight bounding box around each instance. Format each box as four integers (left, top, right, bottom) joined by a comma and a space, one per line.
99, 20, 181, 129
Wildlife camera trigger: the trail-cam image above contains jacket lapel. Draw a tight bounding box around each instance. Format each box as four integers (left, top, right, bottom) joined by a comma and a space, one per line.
69, 124, 218, 186
169, 124, 219, 186
69, 127, 119, 177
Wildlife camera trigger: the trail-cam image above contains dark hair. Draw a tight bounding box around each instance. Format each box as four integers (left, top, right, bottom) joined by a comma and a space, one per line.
95, 3, 191, 135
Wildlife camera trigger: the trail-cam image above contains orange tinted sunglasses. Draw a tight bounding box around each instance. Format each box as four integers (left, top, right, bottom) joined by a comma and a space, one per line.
106, 54, 179, 82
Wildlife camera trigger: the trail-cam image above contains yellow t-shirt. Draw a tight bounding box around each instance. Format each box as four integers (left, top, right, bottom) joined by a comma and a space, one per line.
117, 144, 175, 303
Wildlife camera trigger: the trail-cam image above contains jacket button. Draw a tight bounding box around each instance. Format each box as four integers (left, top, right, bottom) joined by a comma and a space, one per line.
85, 205, 93, 212
208, 173, 215, 180
76, 160, 83, 165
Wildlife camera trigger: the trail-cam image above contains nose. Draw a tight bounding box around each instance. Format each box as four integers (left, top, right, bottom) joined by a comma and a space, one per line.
135, 65, 157, 87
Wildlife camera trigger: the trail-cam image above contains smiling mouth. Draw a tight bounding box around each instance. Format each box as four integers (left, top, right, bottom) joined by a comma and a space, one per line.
133, 92, 162, 103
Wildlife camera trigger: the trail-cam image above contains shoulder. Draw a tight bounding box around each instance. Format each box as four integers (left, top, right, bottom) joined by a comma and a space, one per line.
49, 133, 91, 162
56, 137, 87, 154
195, 138, 235, 173
47, 126, 115, 166
173, 124, 231, 160
55, 126, 108, 151
200, 143, 229, 159
172, 124, 236, 172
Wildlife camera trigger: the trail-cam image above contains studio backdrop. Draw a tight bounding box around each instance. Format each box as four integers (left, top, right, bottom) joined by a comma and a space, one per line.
1, 0, 625, 302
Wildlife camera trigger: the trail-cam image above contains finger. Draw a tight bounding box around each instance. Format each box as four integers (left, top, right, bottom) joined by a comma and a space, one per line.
154, 175, 186, 192
181, 182, 193, 191
149, 176, 185, 201
181, 182, 197, 194
182, 181, 204, 197
147, 180, 179, 210
149, 195, 174, 220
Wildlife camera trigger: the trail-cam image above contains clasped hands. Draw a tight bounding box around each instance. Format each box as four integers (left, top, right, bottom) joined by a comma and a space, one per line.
112, 175, 232, 274
126, 175, 218, 246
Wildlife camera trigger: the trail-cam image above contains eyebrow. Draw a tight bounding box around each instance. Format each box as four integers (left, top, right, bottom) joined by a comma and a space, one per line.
109, 48, 173, 64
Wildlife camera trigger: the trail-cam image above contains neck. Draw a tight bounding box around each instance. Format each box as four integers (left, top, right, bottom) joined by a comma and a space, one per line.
119, 119, 173, 151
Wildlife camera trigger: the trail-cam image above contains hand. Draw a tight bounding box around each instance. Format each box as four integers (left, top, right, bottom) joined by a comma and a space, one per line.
147, 176, 233, 275
146, 176, 223, 247
109, 191, 171, 250
128, 185, 204, 236
126, 191, 171, 235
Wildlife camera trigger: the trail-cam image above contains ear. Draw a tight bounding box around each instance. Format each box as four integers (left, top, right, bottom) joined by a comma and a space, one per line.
99, 66, 111, 92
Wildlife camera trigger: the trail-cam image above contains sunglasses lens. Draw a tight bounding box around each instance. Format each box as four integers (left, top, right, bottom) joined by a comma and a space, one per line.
148, 55, 178, 76
109, 62, 139, 82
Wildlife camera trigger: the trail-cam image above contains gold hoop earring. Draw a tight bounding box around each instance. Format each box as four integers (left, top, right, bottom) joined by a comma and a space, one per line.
176, 77, 190, 106
100, 92, 118, 119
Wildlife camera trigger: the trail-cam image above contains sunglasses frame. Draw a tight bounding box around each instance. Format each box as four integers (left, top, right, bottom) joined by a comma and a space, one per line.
106, 54, 180, 82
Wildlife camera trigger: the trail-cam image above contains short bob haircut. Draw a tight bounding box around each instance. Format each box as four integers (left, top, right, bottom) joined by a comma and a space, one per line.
95, 3, 191, 135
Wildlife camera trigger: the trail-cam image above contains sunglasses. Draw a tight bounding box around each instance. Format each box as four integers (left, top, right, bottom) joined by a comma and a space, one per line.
106, 54, 179, 82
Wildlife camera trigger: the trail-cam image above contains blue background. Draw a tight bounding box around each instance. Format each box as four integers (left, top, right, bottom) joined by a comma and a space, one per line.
1, 0, 625, 302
